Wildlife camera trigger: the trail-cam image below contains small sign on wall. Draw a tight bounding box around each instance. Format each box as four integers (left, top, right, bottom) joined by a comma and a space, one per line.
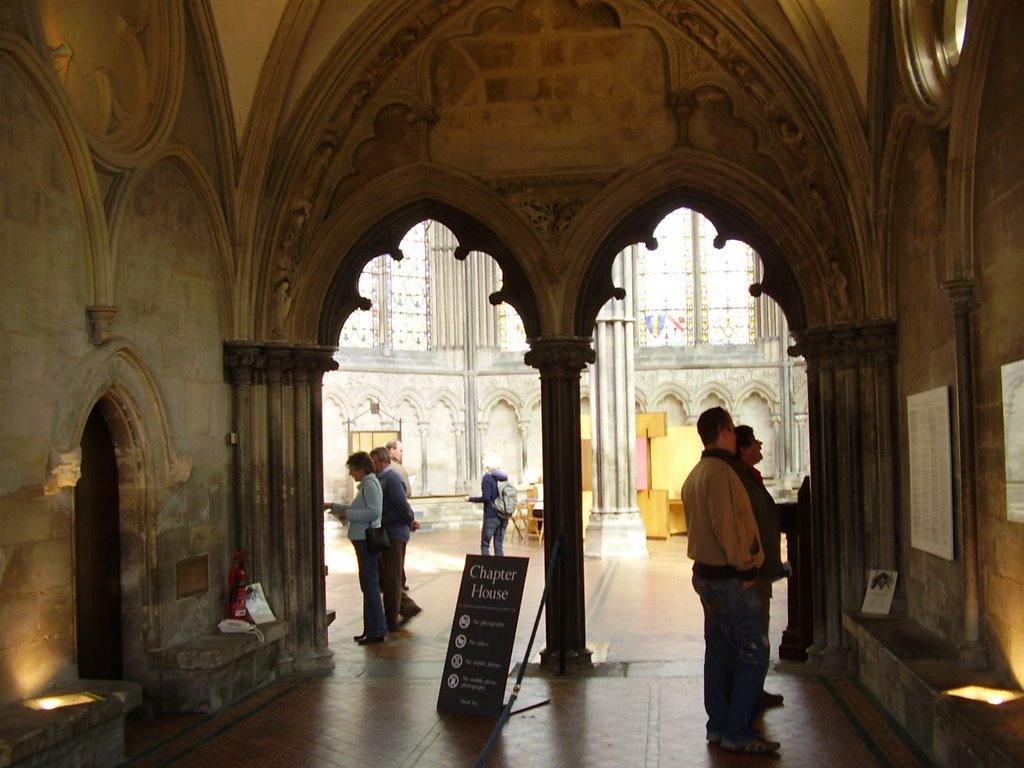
861, 569, 898, 615
907, 387, 954, 560
1001, 360, 1024, 522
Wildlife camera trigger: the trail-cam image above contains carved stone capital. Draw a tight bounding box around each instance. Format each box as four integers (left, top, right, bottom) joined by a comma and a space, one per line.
224, 342, 338, 384
87, 305, 118, 345
525, 337, 595, 378
943, 279, 977, 314
789, 321, 897, 368
224, 343, 265, 384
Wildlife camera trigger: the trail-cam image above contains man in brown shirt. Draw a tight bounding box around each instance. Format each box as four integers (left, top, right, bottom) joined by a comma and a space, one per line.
682, 407, 778, 755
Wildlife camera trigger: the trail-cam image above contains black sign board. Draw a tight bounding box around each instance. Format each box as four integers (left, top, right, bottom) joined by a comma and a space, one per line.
436, 555, 529, 717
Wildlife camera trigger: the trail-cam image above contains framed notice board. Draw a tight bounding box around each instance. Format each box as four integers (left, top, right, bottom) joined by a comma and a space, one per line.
907, 386, 954, 560
436, 555, 529, 717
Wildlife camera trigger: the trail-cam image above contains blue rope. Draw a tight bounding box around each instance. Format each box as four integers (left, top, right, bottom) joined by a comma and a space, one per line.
473, 534, 564, 768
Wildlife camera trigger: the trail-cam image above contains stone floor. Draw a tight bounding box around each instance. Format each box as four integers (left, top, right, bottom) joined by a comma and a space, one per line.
121, 523, 936, 767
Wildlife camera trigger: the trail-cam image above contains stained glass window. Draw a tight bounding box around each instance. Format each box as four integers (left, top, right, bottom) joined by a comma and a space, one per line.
337, 219, 528, 353
635, 208, 757, 347
339, 259, 381, 348
388, 223, 431, 351
499, 289, 529, 352
339, 222, 432, 350
638, 209, 694, 346
699, 217, 756, 345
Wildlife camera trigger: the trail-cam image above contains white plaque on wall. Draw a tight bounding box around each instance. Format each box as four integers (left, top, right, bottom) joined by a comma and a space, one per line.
1001, 360, 1024, 522
907, 387, 954, 560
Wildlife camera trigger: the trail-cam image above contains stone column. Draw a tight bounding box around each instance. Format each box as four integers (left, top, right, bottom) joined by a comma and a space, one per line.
944, 280, 986, 668
794, 413, 809, 479
452, 424, 467, 492
770, 412, 783, 480
224, 342, 338, 675
518, 419, 530, 483
585, 248, 648, 559
417, 422, 430, 496
524, 337, 595, 670
789, 322, 897, 670
291, 348, 336, 671
224, 345, 261, 561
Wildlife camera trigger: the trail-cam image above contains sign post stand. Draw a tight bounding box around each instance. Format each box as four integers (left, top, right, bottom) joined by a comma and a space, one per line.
437, 555, 529, 717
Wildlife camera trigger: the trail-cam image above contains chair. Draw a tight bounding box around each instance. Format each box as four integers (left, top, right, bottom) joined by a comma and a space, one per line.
526, 501, 544, 542
525, 482, 544, 543
509, 502, 527, 542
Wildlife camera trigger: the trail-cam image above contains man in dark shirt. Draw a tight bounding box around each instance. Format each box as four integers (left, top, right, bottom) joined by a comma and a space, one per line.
370, 447, 422, 631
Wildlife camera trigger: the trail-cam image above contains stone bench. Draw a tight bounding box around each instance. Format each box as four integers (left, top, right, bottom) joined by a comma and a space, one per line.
148, 621, 287, 713
845, 612, 1024, 767
0, 679, 141, 768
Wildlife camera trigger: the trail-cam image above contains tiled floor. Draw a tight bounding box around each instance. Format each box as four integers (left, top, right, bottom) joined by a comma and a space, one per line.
123, 524, 935, 767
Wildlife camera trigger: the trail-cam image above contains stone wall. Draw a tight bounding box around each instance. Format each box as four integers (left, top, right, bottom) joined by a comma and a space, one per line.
0, 56, 234, 708
973, 2, 1024, 682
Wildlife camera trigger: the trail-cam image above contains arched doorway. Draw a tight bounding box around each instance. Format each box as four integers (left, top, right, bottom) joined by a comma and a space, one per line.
75, 405, 123, 680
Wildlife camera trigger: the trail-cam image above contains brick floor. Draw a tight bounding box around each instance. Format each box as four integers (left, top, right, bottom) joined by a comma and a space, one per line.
123, 525, 934, 767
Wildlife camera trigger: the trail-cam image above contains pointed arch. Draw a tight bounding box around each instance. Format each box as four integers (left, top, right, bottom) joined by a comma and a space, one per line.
0, 32, 111, 306
479, 388, 525, 421
292, 164, 543, 346
106, 147, 236, 335
569, 148, 821, 339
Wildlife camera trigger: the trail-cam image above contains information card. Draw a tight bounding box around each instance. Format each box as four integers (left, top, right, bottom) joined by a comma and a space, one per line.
436, 555, 529, 717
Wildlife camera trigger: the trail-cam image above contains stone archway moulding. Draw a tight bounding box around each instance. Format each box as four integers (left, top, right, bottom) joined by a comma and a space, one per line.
53, 339, 192, 488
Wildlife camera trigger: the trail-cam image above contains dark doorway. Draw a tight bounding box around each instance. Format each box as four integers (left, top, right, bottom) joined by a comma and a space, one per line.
75, 406, 123, 679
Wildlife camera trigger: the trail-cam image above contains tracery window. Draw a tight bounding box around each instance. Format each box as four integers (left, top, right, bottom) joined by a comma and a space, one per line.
499, 289, 529, 352
339, 222, 432, 350
637, 208, 757, 347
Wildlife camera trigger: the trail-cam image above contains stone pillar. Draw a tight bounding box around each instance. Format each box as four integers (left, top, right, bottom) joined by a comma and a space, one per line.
944, 280, 986, 668
518, 419, 530, 483
789, 322, 897, 670
770, 412, 783, 480
524, 337, 595, 671
453, 424, 467, 492
224, 342, 338, 675
585, 248, 648, 560
794, 412, 809, 479
417, 422, 430, 496
224, 345, 260, 562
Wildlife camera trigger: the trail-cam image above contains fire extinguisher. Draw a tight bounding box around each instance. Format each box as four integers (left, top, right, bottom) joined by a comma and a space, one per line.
228, 549, 249, 620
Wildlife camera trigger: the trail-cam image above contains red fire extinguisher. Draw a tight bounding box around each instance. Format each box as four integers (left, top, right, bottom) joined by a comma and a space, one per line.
228, 549, 249, 620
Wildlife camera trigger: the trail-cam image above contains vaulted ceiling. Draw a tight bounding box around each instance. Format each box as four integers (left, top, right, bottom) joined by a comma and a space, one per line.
210, 0, 872, 151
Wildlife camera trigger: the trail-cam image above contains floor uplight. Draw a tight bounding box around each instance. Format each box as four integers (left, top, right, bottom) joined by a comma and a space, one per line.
944, 685, 1024, 705
23, 692, 103, 711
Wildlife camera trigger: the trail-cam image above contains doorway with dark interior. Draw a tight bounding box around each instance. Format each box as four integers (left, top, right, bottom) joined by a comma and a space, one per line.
74, 405, 123, 680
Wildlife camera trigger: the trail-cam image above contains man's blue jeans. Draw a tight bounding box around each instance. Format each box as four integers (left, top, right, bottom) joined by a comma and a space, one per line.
481, 516, 507, 556
691, 574, 769, 747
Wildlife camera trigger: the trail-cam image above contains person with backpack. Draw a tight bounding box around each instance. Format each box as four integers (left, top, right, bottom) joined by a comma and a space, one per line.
465, 452, 514, 556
